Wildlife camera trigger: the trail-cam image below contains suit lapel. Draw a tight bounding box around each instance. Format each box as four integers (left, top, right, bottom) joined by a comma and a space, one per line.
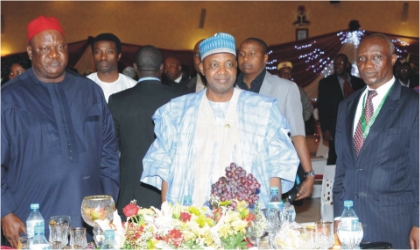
358, 81, 401, 157
259, 71, 274, 96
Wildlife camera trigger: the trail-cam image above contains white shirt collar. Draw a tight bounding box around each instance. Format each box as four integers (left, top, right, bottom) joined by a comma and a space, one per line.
398, 78, 410, 87
366, 76, 395, 96
174, 75, 182, 83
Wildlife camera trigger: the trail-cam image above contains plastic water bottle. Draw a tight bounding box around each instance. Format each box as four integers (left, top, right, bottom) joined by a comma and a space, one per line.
266, 203, 280, 248
26, 203, 45, 239
284, 200, 296, 222
340, 200, 359, 229
277, 202, 285, 224
100, 230, 117, 250
30, 224, 50, 250
269, 186, 283, 210
338, 200, 363, 249
183, 195, 192, 206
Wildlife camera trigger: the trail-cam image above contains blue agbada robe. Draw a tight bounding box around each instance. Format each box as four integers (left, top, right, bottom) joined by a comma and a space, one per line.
1, 69, 120, 240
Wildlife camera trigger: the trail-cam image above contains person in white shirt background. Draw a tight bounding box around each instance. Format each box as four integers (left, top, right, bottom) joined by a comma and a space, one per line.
87, 33, 136, 102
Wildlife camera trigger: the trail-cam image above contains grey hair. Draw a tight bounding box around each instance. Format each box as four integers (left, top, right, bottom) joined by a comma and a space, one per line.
363, 33, 395, 55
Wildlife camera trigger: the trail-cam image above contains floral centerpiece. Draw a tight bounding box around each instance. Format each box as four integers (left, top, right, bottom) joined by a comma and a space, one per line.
116, 162, 266, 249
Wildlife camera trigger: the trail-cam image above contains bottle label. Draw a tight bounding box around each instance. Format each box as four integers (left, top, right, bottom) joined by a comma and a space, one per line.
341, 217, 358, 229
26, 221, 44, 237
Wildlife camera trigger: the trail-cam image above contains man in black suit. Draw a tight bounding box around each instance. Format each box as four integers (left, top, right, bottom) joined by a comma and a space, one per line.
108, 45, 178, 218
396, 62, 419, 89
333, 34, 418, 249
162, 56, 189, 92
317, 53, 365, 165
184, 39, 206, 94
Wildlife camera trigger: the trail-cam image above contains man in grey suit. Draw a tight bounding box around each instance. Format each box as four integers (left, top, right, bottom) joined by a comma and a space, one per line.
108, 46, 178, 218
333, 34, 419, 249
236, 38, 315, 201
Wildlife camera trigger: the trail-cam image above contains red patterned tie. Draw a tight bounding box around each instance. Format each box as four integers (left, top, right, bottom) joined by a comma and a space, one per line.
354, 90, 378, 155
343, 79, 354, 98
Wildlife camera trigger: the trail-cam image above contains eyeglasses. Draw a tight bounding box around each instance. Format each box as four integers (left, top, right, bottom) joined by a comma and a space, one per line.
193, 52, 200, 58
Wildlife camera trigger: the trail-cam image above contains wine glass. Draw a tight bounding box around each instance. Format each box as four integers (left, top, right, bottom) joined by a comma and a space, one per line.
81, 195, 115, 247
337, 221, 364, 249
315, 221, 334, 249
246, 218, 265, 248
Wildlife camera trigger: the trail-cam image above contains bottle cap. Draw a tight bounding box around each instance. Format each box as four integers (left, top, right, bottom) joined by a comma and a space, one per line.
104, 230, 115, 238
30, 203, 39, 210
270, 186, 279, 193
344, 200, 353, 207
184, 195, 192, 202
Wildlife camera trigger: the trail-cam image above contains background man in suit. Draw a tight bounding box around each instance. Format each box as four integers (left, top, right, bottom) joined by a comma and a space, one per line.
333, 34, 419, 249
162, 56, 189, 91
184, 39, 206, 94
397, 62, 419, 89
236, 38, 315, 201
317, 53, 365, 165
108, 45, 178, 219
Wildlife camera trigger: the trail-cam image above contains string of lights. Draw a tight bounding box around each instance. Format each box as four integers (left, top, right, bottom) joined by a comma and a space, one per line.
265, 28, 415, 85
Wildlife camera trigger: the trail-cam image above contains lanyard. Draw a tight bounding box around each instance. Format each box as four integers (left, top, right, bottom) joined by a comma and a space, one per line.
360, 88, 391, 138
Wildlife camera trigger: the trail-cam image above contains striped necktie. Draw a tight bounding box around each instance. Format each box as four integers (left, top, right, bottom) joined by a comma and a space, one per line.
354, 90, 378, 155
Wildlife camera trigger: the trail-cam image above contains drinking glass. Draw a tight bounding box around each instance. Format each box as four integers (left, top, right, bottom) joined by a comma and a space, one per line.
49, 215, 71, 248
315, 221, 334, 249
246, 219, 265, 248
69, 227, 87, 249
18, 236, 29, 249
337, 222, 364, 249
297, 227, 315, 249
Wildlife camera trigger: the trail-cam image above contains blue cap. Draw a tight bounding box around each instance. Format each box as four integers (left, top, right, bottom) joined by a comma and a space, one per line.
199, 32, 236, 60
344, 200, 353, 207
30, 203, 39, 210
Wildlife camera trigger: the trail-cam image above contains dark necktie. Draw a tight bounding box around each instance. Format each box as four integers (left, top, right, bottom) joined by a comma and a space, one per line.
343, 79, 354, 98
354, 90, 378, 155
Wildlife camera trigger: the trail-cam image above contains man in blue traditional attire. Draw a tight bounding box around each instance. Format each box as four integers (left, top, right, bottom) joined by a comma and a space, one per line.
1, 16, 120, 247
141, 32, 299, 207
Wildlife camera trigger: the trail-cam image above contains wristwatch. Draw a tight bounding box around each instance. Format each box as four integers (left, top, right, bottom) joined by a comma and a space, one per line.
304, 169, 316, 178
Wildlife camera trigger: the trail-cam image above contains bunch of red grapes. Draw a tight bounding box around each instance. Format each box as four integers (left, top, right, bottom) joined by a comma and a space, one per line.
211, 162, 261, 209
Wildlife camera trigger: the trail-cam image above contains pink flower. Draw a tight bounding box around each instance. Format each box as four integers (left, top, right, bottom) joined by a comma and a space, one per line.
123, 203, 139, 218
180, 212, 191, 222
